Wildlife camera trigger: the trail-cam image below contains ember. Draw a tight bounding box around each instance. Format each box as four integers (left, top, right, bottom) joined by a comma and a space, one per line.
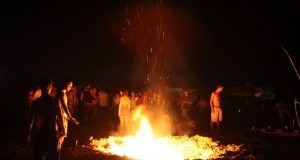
90, 1, 243, 159
91, 116, 241, 160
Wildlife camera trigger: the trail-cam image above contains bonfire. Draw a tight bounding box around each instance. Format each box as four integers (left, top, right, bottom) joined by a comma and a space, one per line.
91, 108, 241, 160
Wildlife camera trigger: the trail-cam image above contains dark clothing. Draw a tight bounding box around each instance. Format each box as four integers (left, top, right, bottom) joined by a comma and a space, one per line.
181, 95, 193, 109
31, 96, 63, 136
67, 92, 78, 115
29, 95, 64, 160
180, 95, 193, 121
33, 132, 60, 160
82, 90, 94, 103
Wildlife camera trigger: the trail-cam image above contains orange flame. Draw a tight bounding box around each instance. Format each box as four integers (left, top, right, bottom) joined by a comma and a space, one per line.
91, 114, 241, 160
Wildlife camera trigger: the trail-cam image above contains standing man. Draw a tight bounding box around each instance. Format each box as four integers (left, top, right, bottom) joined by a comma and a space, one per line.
130, 91, 138, 112
210, 83, 224, 134
112, 90, 121, 130
97, 88, 110, 123
180, 90, 193, 119
56, 80, 79, 150
27, 78, 65, 160
67, 85, 78, 116
118, 90, 131, 135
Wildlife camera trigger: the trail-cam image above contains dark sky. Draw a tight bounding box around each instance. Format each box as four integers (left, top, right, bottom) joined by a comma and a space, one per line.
1, 0, 300, 90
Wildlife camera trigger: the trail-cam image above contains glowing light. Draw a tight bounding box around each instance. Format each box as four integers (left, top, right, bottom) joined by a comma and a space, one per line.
91, 116, 241, 160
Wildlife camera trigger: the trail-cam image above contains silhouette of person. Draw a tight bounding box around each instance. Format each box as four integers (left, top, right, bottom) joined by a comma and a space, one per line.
27, 78, 65, 160
180, 90, 193, 121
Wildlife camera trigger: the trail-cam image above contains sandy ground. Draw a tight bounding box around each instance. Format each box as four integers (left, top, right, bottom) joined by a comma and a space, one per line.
1, 120, 300, 160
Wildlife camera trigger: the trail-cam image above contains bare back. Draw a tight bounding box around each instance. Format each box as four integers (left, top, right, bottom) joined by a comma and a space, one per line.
31, 95, 63, 134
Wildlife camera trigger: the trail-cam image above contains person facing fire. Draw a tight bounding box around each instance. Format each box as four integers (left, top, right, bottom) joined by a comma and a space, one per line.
130, 91, 138, 111
56, 80, 79, 150
80, 85, 97, 124
97, 88, 110, 123
118, 90, 131, 135
26, 86, 41, 120
67, 85, 78, 116
112, 90, 121, 130
27, 78, 65, 160
210, 83, 224, 134
180, 89, 193, 120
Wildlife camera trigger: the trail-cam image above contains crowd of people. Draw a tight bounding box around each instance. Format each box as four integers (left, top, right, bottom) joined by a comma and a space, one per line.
24, 77, 295, 160
25, 77, 221, 160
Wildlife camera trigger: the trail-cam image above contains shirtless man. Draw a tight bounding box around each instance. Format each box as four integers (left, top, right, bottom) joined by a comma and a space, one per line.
28, 78, 65, 160
210, 84, 224, 133
56, 80, 79, 150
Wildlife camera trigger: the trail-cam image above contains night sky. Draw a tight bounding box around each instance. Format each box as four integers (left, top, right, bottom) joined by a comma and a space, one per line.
1, 0, 300, 91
